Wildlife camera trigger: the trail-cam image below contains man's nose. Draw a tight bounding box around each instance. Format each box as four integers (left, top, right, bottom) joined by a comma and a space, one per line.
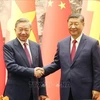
71, 24, 75, 28
21, 30, 26, 34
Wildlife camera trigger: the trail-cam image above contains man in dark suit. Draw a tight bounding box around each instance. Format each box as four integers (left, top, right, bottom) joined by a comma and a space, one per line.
3, 18, 48, 100
36, 13, 100, 100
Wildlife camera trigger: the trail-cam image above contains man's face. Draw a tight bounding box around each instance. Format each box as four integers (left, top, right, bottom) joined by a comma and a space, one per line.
68, 17, 84, 39
14, 22, 31, 42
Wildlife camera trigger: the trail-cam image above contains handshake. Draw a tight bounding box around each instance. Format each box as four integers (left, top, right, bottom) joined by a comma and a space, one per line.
34, 67, 44, 78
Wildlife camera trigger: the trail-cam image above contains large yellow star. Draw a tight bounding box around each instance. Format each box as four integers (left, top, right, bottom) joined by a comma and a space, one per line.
7, 0, 36, 42
58, 1, 66, 9
48, 0, 54, 7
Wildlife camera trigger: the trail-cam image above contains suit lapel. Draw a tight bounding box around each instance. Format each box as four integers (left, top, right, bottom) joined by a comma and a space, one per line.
72, 34, 87, 64
64, 37, 72, 66
14, 38, 30, 67
29, 41, 36, 67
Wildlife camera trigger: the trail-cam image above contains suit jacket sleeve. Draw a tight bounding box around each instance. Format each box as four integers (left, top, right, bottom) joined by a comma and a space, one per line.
3, 43, 34, 78
44, 44, 61, 76
92, 41, 100, 91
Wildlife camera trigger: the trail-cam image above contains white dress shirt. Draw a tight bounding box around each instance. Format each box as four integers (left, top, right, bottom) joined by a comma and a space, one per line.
70, 33, 83, 53
17, 38, 32, 61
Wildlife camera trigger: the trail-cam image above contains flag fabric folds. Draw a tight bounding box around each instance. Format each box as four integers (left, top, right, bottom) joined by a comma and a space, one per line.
41, 0, 71, 100
0, 23, 6, 95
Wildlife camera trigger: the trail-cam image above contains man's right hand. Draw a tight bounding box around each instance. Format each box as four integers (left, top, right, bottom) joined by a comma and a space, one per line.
34, 67, 44, 78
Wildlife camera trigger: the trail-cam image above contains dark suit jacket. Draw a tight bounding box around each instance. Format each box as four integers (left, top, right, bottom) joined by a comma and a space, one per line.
44, 34, 100, 100
3, 38, 46, 100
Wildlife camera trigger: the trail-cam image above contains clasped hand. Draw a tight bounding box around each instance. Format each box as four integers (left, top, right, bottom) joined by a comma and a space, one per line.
34, 67, 44, 78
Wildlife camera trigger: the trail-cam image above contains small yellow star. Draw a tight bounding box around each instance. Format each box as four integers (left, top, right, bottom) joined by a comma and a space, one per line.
48, 0, 53, 7
58, 1, 66, 9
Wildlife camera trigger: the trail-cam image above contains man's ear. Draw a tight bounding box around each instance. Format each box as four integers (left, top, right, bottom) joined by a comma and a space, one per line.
30, 28, 32, 31
14, 28, 16, 32
83, 22, 85, 26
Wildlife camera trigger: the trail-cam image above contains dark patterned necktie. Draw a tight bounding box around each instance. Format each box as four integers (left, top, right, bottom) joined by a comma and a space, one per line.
71, 40, 77, 61
23, 43, 32, 66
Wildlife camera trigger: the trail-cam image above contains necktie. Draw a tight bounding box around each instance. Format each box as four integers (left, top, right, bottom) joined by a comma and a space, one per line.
71, 40, 77, 61
23, 43, 32, 66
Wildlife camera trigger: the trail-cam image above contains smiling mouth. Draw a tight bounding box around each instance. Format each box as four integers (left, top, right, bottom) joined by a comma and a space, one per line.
21, 36, 27, 38
71, 30, 77, 33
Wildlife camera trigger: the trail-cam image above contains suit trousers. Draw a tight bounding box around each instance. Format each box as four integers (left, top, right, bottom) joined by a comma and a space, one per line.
68, 88, 73, 100
29, 88, 33, 100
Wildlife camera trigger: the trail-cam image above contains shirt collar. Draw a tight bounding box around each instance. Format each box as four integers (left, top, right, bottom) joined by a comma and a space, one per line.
17, 38, 29, 46
71, 33, 83, 43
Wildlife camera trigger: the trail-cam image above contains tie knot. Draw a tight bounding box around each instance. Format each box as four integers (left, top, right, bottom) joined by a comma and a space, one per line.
73, 40, 77, 44
23, 43, 27, 47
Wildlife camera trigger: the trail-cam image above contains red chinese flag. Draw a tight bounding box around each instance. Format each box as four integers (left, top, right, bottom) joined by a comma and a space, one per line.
41, 0, 71, 100
0, 23, 6, 95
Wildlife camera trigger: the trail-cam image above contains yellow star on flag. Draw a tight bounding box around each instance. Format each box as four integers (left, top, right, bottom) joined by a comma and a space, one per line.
48, 0, 54, 7
7, 0, 36, 42
58, 1, 66, 9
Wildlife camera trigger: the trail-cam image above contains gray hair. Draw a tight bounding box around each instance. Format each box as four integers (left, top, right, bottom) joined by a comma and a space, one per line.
15, 18, 31, 28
